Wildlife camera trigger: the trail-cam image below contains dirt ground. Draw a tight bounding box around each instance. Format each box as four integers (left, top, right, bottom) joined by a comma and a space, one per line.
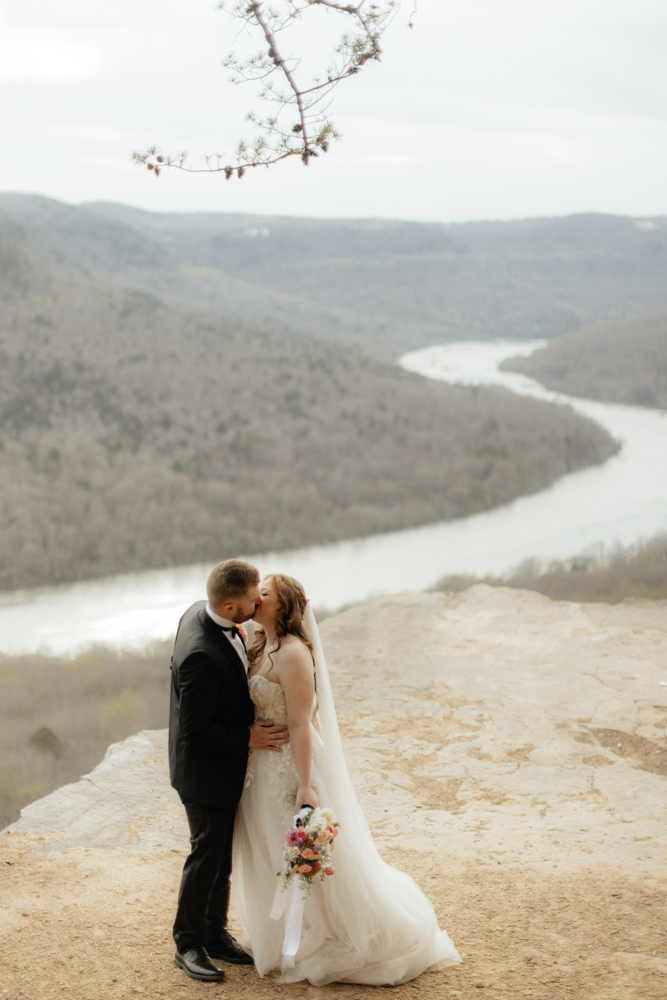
2, 831, 665, 1000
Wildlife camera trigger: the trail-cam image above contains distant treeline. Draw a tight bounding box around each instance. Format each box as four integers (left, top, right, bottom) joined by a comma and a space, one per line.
3, 194, 667, 358
0, 643, 170, 829
432, 534, 667, 603
0, 224, 618, 591
502, 311, 667, 409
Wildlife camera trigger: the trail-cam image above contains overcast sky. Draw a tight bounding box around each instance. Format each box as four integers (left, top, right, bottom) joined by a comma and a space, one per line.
2, 0, 666, 222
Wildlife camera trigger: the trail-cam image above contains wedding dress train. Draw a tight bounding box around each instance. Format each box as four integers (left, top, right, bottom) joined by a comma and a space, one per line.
231, 641, 461, 986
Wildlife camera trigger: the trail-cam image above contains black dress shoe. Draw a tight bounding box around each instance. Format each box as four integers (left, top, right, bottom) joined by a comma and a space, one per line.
174, 946, 226, 981
206, 929, 254, 964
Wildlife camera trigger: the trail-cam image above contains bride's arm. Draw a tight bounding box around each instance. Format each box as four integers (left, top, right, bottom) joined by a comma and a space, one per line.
276, 642, 319, 809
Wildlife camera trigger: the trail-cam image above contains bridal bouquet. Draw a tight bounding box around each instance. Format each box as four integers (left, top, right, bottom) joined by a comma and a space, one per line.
271, 807, 341, 967
278, 806, 340, 895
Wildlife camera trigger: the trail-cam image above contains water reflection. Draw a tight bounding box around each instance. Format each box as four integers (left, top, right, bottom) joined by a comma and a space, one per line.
1, 341, 665, 655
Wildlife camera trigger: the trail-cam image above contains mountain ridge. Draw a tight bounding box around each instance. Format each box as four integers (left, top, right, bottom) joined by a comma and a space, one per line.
3, 193, 667, 357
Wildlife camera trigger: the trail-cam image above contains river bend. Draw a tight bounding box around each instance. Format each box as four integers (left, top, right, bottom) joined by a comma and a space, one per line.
1, 341, 665, 655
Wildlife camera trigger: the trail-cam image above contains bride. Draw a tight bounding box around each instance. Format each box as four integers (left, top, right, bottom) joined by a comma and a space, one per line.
231, 573, 461, 986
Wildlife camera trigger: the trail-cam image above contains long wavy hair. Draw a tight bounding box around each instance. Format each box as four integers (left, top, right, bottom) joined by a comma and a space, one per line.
248, 574, 314, 670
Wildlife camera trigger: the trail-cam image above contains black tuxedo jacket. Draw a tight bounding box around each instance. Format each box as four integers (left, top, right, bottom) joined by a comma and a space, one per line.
168, 600, 255, 808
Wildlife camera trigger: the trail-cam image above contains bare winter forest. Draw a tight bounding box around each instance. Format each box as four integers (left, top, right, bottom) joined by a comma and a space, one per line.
0, 198, 622, 590
433, 533, 667, 603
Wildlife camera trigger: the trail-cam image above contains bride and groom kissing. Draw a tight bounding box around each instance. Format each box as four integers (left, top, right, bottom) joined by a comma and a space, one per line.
169, 558, 461, 986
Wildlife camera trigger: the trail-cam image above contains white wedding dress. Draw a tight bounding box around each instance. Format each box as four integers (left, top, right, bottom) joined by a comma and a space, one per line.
231, 608, 461, 986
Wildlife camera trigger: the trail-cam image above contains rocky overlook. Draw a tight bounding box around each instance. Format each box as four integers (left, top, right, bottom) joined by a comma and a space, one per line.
2, 586, 666, 999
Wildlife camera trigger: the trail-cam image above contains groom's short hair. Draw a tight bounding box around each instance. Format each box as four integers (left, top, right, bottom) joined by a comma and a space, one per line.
207, 559, 260, 607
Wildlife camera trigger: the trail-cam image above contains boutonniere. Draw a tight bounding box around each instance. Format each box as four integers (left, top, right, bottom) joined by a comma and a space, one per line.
237, 624, 248, 645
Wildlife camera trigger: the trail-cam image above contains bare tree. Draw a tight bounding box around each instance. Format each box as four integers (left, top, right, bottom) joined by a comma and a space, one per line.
133, 0, 402, 179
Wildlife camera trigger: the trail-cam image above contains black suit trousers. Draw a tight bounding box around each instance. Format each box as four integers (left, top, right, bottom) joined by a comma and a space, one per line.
172, 797, 237, 951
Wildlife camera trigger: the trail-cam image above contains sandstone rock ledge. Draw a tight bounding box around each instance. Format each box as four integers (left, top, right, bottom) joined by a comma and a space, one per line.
1, 585, 666, 1000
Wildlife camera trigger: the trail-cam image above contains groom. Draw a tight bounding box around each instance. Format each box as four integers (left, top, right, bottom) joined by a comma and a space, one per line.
169, 558, 289, 982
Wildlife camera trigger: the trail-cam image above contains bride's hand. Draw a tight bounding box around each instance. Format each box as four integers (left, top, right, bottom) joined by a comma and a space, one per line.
296, 786, 320, 810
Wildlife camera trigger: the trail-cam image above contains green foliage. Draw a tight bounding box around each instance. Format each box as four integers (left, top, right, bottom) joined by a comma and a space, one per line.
66, 653, 104, 676
501, 311, 667, 409
0, 643, 170, 829
28, 726, 63, 759
0, 755, 21, 824
432, 534, 667, 603
102, 688, 149, 744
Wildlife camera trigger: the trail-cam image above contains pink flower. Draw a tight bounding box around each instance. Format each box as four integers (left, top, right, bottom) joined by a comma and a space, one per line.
297, 829, 308, 842
302, 849, 314, 859
325, 867, 335, 876
298, 864, 312, 874
286, 829, 299, 845
237, 624, 248, 644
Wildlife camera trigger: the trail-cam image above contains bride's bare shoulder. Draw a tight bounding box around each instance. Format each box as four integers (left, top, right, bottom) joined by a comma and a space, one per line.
278, 634, 314, 670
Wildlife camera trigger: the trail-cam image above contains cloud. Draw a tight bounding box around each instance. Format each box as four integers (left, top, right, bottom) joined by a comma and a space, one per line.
0, 29, 103, 81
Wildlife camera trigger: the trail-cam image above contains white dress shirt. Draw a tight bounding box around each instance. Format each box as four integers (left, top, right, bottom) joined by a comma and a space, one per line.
206, 603, 251, 674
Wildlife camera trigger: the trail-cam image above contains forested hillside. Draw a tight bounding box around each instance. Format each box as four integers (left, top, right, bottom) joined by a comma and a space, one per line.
501, 311, 667, 409
0, 219, 618, 590
2, 194, 667, 358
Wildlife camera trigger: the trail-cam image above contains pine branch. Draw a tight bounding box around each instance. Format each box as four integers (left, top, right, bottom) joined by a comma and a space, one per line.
132, 0, 403, 180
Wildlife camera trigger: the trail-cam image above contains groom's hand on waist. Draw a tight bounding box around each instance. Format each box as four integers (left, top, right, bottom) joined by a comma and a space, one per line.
248, 719, 290, 752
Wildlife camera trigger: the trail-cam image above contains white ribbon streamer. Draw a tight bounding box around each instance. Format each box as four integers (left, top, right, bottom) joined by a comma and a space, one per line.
269, 880, 289, 922
270, 877, 307, 969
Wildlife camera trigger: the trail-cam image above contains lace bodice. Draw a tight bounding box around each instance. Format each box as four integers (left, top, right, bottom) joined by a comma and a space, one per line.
244, 675, 320, 807
245, 675, 296, 807
248, 673, 318, 723
249, 674, 288, 724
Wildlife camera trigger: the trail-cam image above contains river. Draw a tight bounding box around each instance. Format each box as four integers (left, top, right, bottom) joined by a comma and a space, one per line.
1, 340, 666, 656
